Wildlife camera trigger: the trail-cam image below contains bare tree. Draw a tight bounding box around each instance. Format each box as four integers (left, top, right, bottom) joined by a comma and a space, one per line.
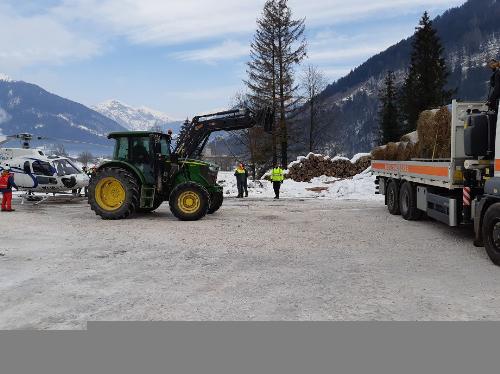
53, 144, 68, 157
301, 65, 327, 152
78, 151, 94, 167
228, 91, 274, 179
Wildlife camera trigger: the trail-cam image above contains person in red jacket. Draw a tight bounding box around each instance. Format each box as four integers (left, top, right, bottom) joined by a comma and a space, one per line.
0, 167, 18, 212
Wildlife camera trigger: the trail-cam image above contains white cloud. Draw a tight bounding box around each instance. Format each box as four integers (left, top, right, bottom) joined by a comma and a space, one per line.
0, 0, 465, 70
171, 40, 249, 63
0, 4, 100, 71
52, 0, 465, 46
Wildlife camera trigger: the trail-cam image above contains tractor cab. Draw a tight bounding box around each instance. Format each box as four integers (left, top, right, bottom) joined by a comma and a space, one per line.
109, 132, 171, 185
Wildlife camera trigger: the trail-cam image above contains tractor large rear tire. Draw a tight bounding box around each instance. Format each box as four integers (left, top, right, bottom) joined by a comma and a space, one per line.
169, 182, 210, 221
88, 167, 139, 220
208, 191, 224, 214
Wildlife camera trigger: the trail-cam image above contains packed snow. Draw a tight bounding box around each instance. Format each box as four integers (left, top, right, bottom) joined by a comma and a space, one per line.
217, 167, 381, 201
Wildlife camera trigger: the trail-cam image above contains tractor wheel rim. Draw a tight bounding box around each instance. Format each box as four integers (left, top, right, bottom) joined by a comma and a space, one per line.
178, 191, 201, 214
95, 177, 126, 211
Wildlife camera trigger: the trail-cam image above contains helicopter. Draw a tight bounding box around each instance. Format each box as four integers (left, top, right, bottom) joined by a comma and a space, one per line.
0, 133, 90, 201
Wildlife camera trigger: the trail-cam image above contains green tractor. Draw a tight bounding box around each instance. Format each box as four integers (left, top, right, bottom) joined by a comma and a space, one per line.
88, 108, 272, 221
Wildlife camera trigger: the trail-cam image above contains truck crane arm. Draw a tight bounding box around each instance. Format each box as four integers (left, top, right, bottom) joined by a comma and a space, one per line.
174, 107, 273, 160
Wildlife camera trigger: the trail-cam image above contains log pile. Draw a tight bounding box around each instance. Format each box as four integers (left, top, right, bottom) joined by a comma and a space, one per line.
287, 153, 372, 182
371, 106, 451, 161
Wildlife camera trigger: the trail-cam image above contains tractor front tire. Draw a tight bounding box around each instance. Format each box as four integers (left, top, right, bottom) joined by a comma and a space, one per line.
208, 191, 224, 214
88, 167, 139, 220
169, 182, 210, 221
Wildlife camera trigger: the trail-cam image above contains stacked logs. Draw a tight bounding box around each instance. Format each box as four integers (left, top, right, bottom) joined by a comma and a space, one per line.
371, 106, 452, 161
287, 154, 372, 182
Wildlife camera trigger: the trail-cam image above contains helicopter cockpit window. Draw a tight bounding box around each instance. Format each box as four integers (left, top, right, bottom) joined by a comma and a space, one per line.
23, 161, 31, 174
53, 159, 80, 176
32, 160, 54, 176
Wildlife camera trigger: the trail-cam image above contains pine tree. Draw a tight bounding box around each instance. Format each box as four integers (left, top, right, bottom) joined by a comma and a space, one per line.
400, 12, 452, 132
245, 0, 306, 166
379, 71, 400, 144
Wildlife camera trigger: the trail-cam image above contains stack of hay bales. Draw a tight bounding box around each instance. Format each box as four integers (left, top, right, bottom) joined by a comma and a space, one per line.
371, 106, 451, 161
286, 153, 372, 182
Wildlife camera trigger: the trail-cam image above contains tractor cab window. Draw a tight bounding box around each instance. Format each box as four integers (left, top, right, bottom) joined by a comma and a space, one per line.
32, 160, 54, 176
115, 137, 129, 161
130, 137, 151, 164
160, 136, 170, 156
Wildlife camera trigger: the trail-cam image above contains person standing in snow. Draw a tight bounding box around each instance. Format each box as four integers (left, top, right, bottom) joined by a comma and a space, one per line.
234, 163, 248, 198
487, 59, 500, 113
0, 167, 18, 212
270, 163, 284, 199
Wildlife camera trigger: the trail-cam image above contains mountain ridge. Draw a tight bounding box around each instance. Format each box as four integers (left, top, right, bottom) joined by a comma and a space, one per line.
301, 0, 500, 157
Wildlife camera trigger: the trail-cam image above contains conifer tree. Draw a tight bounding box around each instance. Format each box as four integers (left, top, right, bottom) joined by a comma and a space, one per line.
379, 71, 400, 144
400, 12, 452, 132
245, 0, 306, 166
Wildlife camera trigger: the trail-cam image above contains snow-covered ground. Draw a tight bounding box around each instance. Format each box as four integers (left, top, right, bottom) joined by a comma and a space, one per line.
218, 168, 382, 201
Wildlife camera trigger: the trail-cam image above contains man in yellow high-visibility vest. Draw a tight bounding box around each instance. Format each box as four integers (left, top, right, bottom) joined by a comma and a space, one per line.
234, 163, 248, 198
270, 163, 284, 199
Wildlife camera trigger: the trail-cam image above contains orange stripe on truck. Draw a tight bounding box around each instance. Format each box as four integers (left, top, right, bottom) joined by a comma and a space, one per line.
495, 159, 500, 172
372, 162, 449, 177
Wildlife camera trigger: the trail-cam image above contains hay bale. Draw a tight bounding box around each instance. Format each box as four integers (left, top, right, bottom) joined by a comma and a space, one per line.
416, 107, 451, 159
371, 146, 386, 160
385, 142, 399, 161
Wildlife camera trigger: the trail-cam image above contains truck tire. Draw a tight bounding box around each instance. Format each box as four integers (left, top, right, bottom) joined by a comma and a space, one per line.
399, 182, 422, 221
89, 167, 139, 220
481, 203, 500, 266
169, 182, 210, 221
387, 180, 401, 215
208, 191, 223, 214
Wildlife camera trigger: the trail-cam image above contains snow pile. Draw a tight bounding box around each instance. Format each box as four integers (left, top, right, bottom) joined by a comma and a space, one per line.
217, 168, 381, 201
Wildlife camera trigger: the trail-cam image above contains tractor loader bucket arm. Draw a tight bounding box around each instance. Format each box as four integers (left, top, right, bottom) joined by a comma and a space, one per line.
174, 107, 273, 159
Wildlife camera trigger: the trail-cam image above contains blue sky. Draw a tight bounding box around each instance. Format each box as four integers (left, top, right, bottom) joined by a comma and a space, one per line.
0, 0, 466, 119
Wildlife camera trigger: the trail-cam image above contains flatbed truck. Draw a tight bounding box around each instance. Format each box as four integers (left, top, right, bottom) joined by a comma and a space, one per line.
372, 100, 500, 265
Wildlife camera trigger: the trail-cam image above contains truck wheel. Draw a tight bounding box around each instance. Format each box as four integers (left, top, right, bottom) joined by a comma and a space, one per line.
481, 203, 500, 266
387, 180, 401, 215
399, 182, 422, 221
208, 191, 223, 214
89, 167, 139, 220
169, 182, 210, 221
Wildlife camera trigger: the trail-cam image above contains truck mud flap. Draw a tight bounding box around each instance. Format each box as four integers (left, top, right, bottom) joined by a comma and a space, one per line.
426, 193, 458, 227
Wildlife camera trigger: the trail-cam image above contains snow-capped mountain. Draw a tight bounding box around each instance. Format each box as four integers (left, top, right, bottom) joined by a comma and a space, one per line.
93, 99, 182, 132
0, 77, 126, 153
